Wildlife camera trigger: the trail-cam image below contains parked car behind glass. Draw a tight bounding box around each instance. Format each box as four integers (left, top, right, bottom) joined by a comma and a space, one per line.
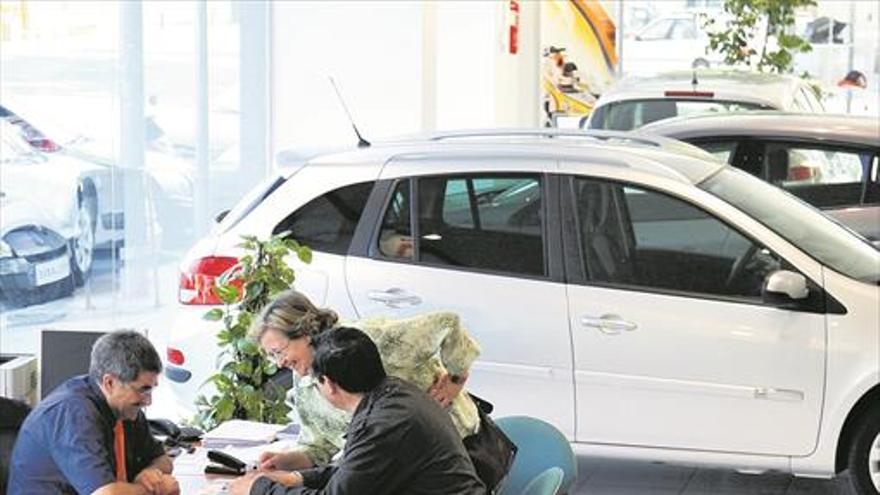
1, 104, 195, 249
623, 13, 723, 74
584, 70, 825, 131
0, 120, 77, 306
641, 112, 880, 245
164, 129, 880, 494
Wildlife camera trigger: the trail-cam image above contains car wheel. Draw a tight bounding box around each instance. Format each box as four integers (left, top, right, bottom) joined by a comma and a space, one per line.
70, 193, 96, 286
846, 409, 880, 494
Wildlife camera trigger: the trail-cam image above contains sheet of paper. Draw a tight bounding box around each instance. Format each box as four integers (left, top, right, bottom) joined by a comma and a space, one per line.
203, 419, 285, 445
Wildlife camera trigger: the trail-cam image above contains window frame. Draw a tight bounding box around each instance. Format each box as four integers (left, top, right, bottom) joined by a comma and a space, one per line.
365, 174, 564, 282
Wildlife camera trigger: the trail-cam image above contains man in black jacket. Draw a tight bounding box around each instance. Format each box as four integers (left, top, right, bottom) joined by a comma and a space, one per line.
229, 326, 485, 495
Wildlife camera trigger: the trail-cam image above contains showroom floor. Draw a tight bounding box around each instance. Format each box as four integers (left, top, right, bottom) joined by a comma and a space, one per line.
571, 452, 855, 494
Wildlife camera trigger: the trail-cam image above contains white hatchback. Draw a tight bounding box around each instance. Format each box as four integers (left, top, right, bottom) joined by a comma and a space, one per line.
166, 130, 880, 493
583, 70, 825, 131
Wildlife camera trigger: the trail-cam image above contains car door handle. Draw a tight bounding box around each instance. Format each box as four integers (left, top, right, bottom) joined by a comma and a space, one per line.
753, 387, 804, 402
367, 288, 423, 308
581, 314, 638, 335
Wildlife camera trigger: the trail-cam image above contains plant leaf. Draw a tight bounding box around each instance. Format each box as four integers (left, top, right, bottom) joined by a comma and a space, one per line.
203, 308, 224, 321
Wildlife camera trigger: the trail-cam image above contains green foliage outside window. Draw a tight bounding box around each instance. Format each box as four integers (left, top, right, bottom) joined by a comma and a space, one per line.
702, 0, 816, 74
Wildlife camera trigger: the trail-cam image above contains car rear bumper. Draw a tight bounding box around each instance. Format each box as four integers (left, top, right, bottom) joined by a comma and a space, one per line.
164, 304, 223, 416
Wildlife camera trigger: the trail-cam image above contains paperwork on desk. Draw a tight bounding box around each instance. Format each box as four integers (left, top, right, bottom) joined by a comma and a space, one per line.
202, 419, 300, 448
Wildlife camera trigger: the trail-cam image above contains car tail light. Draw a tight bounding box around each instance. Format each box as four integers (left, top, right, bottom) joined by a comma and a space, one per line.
787, 165, 816, 182
664, 90, 715, 98
167, 347, 185, 365
178, 255, 240, 305
35, 139, 61, 152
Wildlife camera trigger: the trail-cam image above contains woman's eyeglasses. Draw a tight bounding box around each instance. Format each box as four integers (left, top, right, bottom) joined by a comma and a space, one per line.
268, 340, 291, 362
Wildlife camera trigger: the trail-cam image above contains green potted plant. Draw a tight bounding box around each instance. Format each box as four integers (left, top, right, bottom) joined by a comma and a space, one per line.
193, 233, 312, 430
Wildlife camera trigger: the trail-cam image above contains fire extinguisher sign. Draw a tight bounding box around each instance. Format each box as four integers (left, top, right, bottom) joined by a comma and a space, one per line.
508, 0, 520, 55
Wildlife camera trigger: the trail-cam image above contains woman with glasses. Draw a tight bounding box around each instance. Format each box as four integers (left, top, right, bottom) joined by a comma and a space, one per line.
250, 289, 483, 474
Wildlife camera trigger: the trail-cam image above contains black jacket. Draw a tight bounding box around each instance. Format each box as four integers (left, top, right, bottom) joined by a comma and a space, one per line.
251, 377, 485, 495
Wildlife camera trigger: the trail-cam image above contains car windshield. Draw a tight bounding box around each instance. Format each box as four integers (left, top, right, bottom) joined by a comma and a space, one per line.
701, 167, 880, 283
598, 99, 768, 130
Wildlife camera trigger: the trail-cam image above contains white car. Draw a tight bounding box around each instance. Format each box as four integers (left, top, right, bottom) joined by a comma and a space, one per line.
166, 129, 880, 493
1, 104, 195, 250
0, 120, 83, 305
584, 70, 825, 131
623, 13, 722, 74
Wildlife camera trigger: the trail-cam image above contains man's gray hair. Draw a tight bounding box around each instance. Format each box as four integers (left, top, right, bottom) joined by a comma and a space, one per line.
89, 330, 162, 383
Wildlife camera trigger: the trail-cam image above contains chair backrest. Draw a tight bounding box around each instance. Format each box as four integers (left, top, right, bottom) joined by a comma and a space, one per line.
496, 416, 577, 495
520, 467, 564, 495
0, 397, 31, 493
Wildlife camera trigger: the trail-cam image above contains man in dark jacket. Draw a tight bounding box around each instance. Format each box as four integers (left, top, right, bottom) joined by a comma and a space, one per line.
230, 326, 485, 495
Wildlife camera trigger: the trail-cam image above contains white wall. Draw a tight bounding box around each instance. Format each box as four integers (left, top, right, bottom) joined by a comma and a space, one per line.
271, 0, 543, 152
271, 1, 423, 148
426, 0, 542, 130
433, 1, 496, 130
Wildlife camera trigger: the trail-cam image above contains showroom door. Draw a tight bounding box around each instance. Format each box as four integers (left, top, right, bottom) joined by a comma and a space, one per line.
564, 176, 825, 455
345, 159, 576, 438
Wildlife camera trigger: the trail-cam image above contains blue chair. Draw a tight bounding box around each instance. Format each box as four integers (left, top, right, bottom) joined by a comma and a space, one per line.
520, 467, 564, 495
496, 416, 577, 495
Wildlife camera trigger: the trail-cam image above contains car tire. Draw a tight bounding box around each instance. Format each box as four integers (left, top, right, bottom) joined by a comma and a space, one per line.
846, 408, 880, 494
70, 192, 97, 286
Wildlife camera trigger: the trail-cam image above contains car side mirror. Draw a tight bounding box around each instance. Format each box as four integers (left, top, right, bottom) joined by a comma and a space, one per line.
762, 270, 809, 306
214, 209, 230, 223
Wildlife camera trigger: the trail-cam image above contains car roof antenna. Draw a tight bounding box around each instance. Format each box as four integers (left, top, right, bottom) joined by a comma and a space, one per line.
329, 76, 370, 148
691, 69, 699, 91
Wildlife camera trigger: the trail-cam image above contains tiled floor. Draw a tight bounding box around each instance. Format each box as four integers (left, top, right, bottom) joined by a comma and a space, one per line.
571, 454, 857, 494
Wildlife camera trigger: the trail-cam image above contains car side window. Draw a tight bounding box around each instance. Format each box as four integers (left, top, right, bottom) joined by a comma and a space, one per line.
669, 20, 697, 40
764, 143, 872, 208
693, 140, 738, 164
573, 177, 781, 300
378, 180, 413, 260
377, 174, 546, 277
272, 181, 374, 255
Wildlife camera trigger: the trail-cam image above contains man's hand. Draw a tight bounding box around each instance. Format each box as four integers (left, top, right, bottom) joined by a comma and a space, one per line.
134, 467, 165, 493
258, 451, 282, 471
154, 475, 179, 495
135, 468, 179, 495
429, 371, 466, 408
264, 470, 304, 487
258, 450, 313, 471
228, 472, 261, 495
